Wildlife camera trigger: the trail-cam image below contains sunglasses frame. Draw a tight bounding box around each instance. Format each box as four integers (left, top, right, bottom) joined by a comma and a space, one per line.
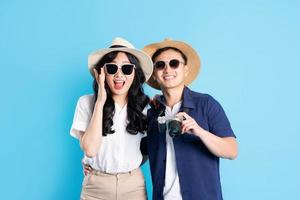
104, 63, 136, 75
153, 59, 185, 70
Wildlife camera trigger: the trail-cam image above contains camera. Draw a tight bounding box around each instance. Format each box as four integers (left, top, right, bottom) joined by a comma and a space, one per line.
157, 115, 184, 138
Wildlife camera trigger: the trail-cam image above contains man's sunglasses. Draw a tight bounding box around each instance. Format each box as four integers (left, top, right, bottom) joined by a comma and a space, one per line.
154, 59, 185, 70
104, 63, 135, 75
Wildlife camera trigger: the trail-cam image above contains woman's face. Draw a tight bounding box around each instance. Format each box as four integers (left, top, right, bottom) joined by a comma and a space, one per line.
153, 49, 188, 90
104, 52, 135, 98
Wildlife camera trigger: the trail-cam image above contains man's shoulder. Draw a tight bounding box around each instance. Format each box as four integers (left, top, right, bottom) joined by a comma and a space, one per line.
188, 88, 224, 112
189, 89, 211, 99
187, 88, 214, 104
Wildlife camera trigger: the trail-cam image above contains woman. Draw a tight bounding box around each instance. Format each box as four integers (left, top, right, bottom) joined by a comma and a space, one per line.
70, 37, 153, 200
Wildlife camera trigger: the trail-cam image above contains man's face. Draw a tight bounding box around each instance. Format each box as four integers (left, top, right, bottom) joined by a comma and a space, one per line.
153, 49, 188, 90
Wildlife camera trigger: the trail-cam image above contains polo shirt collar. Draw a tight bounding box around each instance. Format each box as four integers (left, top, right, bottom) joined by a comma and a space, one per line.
182, 86, 196, 109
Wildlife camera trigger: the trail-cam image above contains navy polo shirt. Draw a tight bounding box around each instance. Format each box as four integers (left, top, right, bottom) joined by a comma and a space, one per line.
144, 87, 235, 200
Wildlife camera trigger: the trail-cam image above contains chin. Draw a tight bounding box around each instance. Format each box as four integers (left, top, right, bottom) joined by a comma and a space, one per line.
112, 90, 126, 96
112, 87, 130, 96
162, 82, 184, 90
161, 81, 178, 87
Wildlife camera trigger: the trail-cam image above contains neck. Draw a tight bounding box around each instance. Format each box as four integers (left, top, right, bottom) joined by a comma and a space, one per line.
162, 85, 185, 108
112, 94, 127, 107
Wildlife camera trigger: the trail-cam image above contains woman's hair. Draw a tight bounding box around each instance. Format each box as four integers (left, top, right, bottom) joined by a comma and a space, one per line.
93, 47, 149, 136
151, 47, 187, 64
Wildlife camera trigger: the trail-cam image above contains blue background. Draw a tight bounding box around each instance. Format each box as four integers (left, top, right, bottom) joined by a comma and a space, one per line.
1, 0, 299, 199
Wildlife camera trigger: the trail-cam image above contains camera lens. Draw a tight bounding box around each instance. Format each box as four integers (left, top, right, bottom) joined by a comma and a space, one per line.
168, 120, 182, 138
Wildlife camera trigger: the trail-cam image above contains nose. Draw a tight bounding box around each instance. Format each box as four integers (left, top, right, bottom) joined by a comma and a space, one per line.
114, 67, 124, 77
163, 63, 173, 73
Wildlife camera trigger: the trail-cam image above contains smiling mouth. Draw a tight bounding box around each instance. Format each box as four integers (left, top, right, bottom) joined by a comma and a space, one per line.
163, 75, 176, 80
114, 80, 125, 90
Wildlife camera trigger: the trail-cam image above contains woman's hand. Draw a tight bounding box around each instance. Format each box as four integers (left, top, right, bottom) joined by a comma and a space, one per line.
82, 160, 92, 176
93, 68, 107, 105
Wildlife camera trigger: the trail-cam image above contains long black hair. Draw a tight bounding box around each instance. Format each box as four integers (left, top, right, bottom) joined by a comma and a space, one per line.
93, 48, 149, 136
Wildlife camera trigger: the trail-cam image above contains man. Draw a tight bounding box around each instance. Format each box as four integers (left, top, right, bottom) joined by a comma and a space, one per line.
142, 39, 238, 200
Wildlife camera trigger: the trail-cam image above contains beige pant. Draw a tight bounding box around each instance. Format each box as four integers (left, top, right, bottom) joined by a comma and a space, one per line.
80, 168, 147, 200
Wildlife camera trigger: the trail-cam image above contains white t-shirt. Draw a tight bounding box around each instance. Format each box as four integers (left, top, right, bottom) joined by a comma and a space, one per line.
70, 94, 146, 174
163, 101, 183, 200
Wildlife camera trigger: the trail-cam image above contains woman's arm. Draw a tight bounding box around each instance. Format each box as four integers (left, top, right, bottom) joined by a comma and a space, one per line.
80, 68, 107, 157
80, 102, 104, 157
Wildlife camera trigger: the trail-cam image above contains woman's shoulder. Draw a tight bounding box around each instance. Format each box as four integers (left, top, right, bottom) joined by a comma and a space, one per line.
76, 94, 95, 110
78, 94, 94, 102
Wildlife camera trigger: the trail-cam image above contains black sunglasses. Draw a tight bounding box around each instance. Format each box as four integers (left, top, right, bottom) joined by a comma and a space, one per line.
104, 63, 135, 75
154, 59, 185, 70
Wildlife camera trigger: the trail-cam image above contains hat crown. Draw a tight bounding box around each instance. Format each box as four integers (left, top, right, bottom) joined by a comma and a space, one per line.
164, 38, 172, 42
111, 37, 134, 48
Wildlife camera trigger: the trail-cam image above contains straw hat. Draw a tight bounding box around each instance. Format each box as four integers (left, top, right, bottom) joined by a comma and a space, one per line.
88, 37, 153, 81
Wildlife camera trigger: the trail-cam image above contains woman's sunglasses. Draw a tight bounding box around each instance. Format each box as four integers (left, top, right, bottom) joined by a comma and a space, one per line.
154, 59, 185, 70
104, 63, 135, 75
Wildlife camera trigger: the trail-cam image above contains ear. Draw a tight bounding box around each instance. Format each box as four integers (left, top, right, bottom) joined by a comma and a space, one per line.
152, 73, 157, 80
184, 65, 189, 77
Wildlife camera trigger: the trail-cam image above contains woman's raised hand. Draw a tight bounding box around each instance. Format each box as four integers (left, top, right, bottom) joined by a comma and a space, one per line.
93, 68, 107, 105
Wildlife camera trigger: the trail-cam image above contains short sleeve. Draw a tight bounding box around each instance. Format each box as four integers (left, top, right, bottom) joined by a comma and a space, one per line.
207, 96, 235, 138
70, 95, 94, 139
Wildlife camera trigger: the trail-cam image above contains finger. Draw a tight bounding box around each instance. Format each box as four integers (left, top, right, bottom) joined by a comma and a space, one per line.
99, 68, 105, 84
181, 119, 193, 127
182, 125, 192, 133
95, 68, 101, 84
86, 165, 92, 170
182, 121, 195, 132
176, 112, 185, 121
176, 112, 185, 117
182, 112, 191, 119
93, 68, 98, 77
83, 166, 92, 174
176, 112, 190, 120
93, 68, 99, 84
84, 164, 91, 170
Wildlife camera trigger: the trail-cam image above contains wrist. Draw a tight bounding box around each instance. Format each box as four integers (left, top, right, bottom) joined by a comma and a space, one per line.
95, 101, 105, 109
195, 127, 206, 138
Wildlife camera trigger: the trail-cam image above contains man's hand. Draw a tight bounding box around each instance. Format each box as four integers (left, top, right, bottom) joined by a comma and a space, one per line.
176, 112, 204, 136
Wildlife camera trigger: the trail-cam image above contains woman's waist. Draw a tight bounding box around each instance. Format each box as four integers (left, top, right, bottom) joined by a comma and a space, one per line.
82, 155, 143, 173
89, 167, 143, 178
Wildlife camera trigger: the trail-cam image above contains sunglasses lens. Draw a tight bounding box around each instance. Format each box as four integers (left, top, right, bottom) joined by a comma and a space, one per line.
154, 61, 166, 70
169, 59, 180, 68
105, 64, 118, 75
121, 64, 134, 75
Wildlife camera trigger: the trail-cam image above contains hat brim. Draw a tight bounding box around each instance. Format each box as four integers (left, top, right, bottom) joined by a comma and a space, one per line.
88, 47, 153, 81
143, 40, 201, 90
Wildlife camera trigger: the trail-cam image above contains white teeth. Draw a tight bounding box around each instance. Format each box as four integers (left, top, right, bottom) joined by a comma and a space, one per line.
163, 75, 175, 80
114, 80, 125, 83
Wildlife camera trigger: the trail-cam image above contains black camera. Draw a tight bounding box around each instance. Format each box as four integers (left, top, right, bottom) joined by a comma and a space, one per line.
158, 116, 184, 138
